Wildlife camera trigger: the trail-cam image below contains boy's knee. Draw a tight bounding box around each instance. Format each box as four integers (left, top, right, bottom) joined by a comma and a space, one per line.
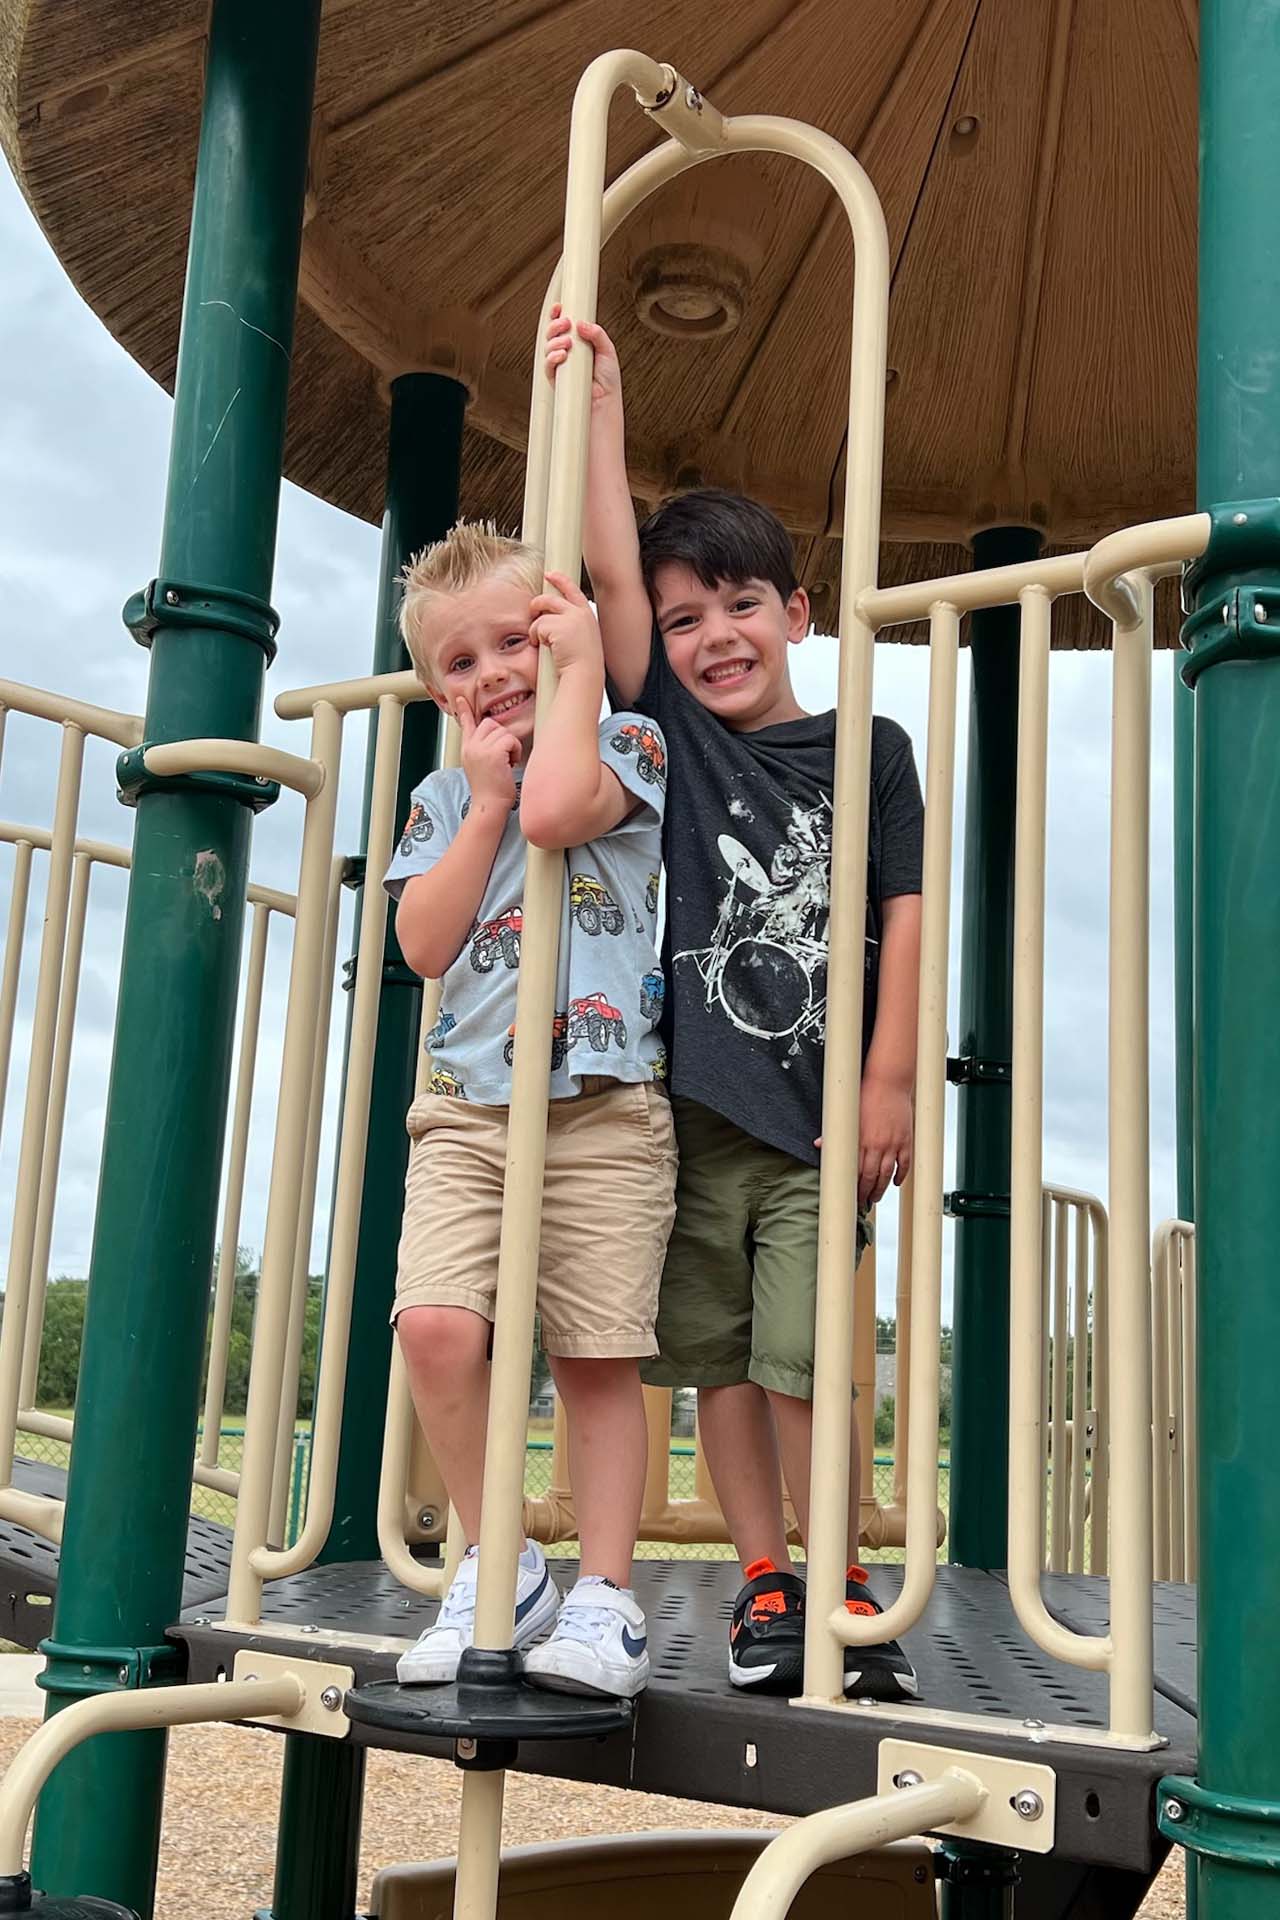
551, 1354, 639, 1399
397, 1305, 488, 1384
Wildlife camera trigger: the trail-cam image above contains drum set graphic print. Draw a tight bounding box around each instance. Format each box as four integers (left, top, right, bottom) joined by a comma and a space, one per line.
673, 799, 840, 1057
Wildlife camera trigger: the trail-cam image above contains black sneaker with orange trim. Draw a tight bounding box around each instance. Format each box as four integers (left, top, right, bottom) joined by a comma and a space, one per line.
728, 1558, 806, 1692
842, 1564, 920, 1701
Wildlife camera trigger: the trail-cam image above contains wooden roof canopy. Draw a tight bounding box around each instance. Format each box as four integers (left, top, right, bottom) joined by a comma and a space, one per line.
0, 0, 1197, 648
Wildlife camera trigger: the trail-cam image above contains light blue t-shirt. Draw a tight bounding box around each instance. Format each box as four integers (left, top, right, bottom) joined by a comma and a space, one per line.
383, 714, 667, 1104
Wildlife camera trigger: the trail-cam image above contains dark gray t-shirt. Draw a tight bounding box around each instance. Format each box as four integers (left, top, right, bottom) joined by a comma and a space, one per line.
626, 639, 923, 1166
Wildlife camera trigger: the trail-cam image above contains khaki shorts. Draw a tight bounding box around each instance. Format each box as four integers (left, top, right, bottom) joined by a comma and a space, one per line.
394, 1077, 677, 1357
641, 1098, 870, 1400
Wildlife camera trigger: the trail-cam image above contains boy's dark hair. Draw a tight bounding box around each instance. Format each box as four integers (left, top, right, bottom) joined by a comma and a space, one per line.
638, 488, 798, 604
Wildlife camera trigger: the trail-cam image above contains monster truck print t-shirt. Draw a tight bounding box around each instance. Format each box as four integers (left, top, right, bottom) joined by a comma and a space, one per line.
624, 639, 923, 1168
382, 713, 667, 1104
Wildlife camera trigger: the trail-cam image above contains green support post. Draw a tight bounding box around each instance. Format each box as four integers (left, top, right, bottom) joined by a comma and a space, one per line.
27, 3, 320, 1911
269, 374, 463, 1920
1156, 6, 1280, 1913
947, 526, 1042, 1571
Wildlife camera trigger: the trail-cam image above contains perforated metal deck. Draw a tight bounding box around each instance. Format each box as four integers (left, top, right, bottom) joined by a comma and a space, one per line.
168, 1560, 1196, 1873
0, 1458, 234, 1649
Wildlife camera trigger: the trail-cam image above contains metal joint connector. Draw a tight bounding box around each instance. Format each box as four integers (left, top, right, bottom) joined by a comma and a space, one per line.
115, 744, 281, 815
643, 68, 726, 155
37, 1637, 184, 1702
945, 1055, 1012, 1087
123, 577, 280, 664
1180, 498, 1280, 685
943, 1189, 1011, 1220
1158, 1775, 1280, 1870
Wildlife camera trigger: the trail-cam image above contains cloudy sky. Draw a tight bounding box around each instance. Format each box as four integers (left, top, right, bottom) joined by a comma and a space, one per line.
0, 155, 1182, 1325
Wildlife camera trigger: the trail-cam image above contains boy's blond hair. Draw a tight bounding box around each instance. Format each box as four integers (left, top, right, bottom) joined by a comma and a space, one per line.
399, 521, 542, 687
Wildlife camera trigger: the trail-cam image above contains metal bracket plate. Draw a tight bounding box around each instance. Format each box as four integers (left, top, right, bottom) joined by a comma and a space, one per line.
231, 1648, 354, 1738
878, 1739, 1057, 1854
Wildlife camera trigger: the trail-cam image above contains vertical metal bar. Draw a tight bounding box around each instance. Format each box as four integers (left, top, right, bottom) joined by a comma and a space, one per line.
0, 724, 85, 1489
949, 526, 1043, 1570
1049, 1201, 1069, 1573
1166, 1238, 1186, 1582
891, 1174, 914, 1515
1151, 1233, 1172, 1583
201, 900, 272, 1463
21, 850, 93, 1410
1039, 1194, 1051, 1568
1089, 1205, 1110, 1574
316, 372, 458, 1572
1069, 1206, 1089, 1574
1106, 590, 1154, 1738
1173, 672, 1195, 1224
1181, 1230, 1197, 1583
0, 839, 34, 1145
31, 2, 321, 1904
227, 702, 343, 1623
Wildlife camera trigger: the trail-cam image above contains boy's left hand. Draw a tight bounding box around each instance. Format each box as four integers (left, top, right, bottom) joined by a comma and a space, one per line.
814, 1073, 914, 1209
529, 571, 604, 680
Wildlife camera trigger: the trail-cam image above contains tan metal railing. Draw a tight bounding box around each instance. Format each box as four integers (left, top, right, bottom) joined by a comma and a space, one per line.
828, 512, 1208, 1747
1041, 1186, 1109, 1576
1151, 1218, 1196, 1583
0, 683, 307, 1527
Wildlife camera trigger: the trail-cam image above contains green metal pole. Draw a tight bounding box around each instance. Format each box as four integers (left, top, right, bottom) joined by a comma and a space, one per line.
1173, 673, 1195, 1222
1160, 5, 1280, 1912
28, 4, 320, 1910
269, 375, 463, 1920
947, 525, 1042, 1570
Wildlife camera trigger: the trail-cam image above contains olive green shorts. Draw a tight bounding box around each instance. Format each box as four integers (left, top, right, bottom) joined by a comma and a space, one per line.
640, 1098, 871, 1402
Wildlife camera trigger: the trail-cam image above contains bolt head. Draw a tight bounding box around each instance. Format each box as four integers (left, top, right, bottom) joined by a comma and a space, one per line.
1166, 1798, 1185, 1823
418, 1508, 438, 1530
1014, 1789, 1044, 1820
1255, 602, 1268, 623
164, 589, 179, 606
320, 1685, 342, 1711
299, 1623, 319, 1634
117, 1665, 130, 1684
1234, 511, 1248, 525
457, 1737, 477, 1758
894, 1769, 925, 1790
685, 85, 702, 111
1022, 1717, 1045, 1730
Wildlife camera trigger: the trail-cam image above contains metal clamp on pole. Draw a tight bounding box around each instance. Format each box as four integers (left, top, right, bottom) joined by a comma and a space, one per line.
945, 1055, 1011, 1086
943, 1189, 1011, 1220
1159, 1774, 1280, 1873
123, 578, 281, 663
115, 744, 281, 813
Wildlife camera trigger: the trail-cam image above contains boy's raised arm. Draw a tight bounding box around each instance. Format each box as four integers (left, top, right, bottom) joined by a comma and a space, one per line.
395, 704, 516, 979
519, 572, 634, 849
545, 311, 652, 704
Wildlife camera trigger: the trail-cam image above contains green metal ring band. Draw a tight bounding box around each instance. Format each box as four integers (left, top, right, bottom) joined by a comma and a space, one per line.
116, 744, 281, 814
1180, 498, 1280, 686
943, 1190, 1011, 1219
1159, 1775, 1280, 1870
1180, 584, 1280, 688
37, 1637, 183, 1698
123, 576, 280, 664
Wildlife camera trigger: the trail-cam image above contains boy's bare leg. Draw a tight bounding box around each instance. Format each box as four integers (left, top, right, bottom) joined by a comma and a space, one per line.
397, 1304, 493, 1546
766, 1388, 862, 1568
697, 1381, 792, 1576
550, 1355, 646, 1588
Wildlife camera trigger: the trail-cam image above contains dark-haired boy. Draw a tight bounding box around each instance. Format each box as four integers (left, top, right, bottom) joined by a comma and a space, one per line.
546, 311, 923, 1699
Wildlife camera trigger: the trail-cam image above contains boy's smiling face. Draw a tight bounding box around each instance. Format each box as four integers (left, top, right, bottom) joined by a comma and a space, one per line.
422, 574, 539, 747
650, 562, 809, 732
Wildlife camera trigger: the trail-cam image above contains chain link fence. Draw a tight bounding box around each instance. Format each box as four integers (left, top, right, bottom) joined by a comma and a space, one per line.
17, 1423, 950, 1564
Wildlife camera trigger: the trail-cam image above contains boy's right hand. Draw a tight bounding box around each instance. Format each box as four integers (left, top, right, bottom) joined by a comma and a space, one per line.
544, 307, 622, 417
456, 696, 521, 811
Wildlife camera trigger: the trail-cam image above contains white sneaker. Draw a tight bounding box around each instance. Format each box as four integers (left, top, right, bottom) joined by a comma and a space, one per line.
522, 1577, 650, 1698
396, 1543, 560, 1685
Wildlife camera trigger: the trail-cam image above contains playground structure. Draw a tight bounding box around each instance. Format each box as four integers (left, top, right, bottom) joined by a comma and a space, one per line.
0, 7, 1270, 1920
